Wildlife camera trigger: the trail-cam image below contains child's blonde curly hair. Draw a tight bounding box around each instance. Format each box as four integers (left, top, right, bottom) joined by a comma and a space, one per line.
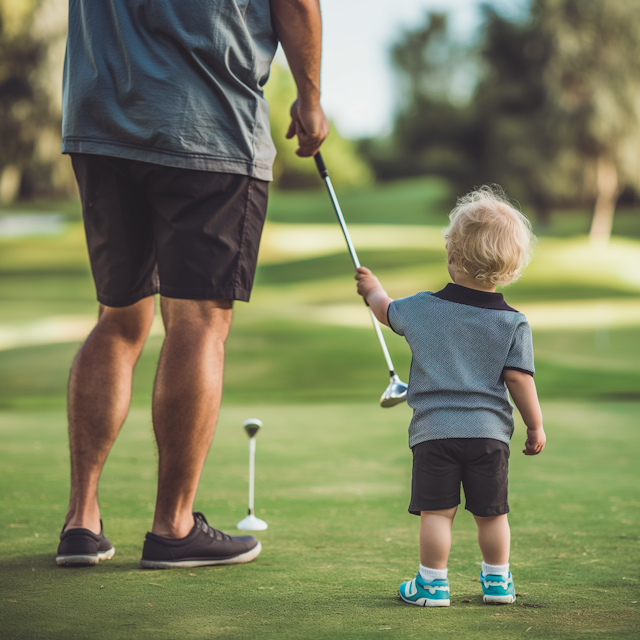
443, 185, 536, 287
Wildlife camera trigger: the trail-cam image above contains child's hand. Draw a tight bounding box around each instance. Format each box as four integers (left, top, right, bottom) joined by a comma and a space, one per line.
523, 426, 546, 455
355, 267, 382, 299
354, 267, 393, 327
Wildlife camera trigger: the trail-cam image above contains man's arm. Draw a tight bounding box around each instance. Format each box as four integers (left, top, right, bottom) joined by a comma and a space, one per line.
503, 369, 546, 455
355, 267, 393, 327
270, 0, 329, 156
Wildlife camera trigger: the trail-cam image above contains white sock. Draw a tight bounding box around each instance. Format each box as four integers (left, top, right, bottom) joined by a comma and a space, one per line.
482, 562, 509, 578
419, 565, 448, 582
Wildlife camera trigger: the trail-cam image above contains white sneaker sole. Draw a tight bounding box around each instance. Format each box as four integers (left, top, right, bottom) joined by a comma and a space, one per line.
56, 546, 115, 566
399, 593, 450, 607
139, 541, 262, 569
483, 594, 516, 604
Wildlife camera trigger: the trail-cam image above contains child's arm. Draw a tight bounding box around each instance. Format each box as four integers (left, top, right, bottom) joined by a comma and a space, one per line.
503, 369, 546, 455
355, 267, 393, 327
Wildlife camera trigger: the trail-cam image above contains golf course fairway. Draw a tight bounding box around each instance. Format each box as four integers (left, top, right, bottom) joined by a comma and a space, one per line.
1, 401, 638, 639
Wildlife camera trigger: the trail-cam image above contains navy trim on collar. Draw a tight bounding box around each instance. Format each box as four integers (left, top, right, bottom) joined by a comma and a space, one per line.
431, 283, 518, 312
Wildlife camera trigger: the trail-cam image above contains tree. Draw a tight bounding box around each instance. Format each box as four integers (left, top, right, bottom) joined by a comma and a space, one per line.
374, 2, 640, 239
471, 6, 586, 225
362, 14, 480, 185
0, 0, 73, 202
536, 0, 640, 243
0, 0, 46, 201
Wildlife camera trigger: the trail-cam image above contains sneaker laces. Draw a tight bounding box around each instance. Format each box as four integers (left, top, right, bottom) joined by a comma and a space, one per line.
193, 512, 233, 542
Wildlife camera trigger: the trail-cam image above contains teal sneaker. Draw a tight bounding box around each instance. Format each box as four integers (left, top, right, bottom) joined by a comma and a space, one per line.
399, 572, 450, 607
480, 571, 516, 604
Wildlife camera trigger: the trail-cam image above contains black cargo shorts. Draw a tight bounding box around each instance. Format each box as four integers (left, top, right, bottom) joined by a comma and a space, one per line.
409, 438, 510, 517
71, 154, 269, 307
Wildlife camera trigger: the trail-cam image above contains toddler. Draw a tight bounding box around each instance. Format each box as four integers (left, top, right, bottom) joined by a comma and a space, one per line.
356, 185, 546, 606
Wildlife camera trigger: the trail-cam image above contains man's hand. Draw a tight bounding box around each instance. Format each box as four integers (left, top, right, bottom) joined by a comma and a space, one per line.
523, 426, 546, 455
271, 1, 328, 156
286, 99, 329, 157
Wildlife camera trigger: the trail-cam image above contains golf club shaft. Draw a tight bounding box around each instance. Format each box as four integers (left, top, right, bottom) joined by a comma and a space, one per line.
248, 438, 256, 515
314, 152, 397, 376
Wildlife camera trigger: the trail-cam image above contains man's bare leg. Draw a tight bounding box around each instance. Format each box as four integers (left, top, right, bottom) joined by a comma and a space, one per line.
150, 298, 233, 539
65, 297, 155, 533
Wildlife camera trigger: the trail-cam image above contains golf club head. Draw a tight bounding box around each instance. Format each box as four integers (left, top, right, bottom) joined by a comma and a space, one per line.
243, 418, 263, 438
380, 374, 408, 408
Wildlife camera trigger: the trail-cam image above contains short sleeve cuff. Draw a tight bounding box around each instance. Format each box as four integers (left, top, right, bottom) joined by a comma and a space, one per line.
387, 300, 403, 335
503, 366, 534, 377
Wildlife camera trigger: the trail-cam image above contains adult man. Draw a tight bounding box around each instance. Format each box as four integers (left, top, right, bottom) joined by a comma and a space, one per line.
56, 0, 328, 568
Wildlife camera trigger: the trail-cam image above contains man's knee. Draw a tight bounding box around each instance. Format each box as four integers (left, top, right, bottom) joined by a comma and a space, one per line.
97, 296, 156, 346
160, 298, 234, 337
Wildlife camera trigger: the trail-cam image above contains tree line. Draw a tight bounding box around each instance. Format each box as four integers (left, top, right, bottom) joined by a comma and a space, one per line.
2, 0, 639, 243
361, 0, 640, 243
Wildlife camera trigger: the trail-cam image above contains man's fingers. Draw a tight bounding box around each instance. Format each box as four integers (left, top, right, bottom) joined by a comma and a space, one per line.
296, 139, 323, 157
292, 105, 329, 156
285, 119, 296, 139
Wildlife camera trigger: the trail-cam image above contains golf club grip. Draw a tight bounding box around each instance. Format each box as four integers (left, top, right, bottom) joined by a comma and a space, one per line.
314, 152, 329, 178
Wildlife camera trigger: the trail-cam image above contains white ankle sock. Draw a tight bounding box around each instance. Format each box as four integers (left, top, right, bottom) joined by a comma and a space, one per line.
419, 565, 448, 582
482, 562, 509, 578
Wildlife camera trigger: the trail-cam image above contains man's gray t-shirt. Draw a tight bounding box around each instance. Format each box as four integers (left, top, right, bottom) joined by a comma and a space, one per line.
62, 0, 278, 180
388, 283, 535, 448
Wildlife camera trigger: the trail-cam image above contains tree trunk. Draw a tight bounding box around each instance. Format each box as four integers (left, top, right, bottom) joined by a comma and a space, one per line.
589, 154, 620, 244
0, 165, 21, 204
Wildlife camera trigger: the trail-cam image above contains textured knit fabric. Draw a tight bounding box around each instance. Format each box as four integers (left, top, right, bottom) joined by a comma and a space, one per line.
388, 284, 534, 447
62, 0, 278, 180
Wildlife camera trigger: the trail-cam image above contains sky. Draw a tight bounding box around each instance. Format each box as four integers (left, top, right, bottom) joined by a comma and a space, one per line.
277, 0, 529, 139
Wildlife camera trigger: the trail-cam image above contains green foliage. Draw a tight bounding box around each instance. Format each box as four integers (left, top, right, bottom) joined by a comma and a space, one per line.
470, 6, 587, 222
534, 0, 640, 239
361, 14, 480, 185
539, 0, 640, 184
0, 0, 71, 201
364, 3, 640, 231
265, 64, 372, 190
0, 1, 47, 184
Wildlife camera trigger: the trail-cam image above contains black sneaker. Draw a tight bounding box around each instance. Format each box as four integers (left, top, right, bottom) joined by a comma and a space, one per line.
140, 512, 261, 569
56, 521, 115, 566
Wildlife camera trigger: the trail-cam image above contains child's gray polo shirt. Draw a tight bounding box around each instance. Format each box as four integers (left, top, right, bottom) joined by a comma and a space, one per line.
388, 283, 534, 448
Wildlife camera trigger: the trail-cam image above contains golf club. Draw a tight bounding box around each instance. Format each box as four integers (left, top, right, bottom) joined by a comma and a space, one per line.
236, 418, 268, 531
314, 151, 408, 408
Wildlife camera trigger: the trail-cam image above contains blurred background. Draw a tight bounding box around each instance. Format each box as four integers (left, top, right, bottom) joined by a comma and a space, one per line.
1, 0, 639, 408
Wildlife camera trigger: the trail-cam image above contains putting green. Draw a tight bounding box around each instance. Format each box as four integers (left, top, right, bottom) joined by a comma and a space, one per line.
1, 402, 638, 639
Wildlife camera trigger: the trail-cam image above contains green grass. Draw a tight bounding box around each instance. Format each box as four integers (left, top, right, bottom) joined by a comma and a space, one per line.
1, 402, 639, 639
1, 323, 640, 411
1, 182, 640, 637
2, 183, 640, 236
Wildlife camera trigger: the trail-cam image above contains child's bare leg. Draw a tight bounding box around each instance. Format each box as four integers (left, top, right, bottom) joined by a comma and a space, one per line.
420, 507, 457, 569
474, 514, 510, 565
399, 507, 455, 606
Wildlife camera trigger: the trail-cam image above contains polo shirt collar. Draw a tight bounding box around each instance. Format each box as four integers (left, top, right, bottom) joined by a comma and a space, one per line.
432, 283, 518, 312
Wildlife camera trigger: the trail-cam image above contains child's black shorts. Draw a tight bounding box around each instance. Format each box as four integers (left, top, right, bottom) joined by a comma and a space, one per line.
409, 438, 510, 517
71, 153, 269, 307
